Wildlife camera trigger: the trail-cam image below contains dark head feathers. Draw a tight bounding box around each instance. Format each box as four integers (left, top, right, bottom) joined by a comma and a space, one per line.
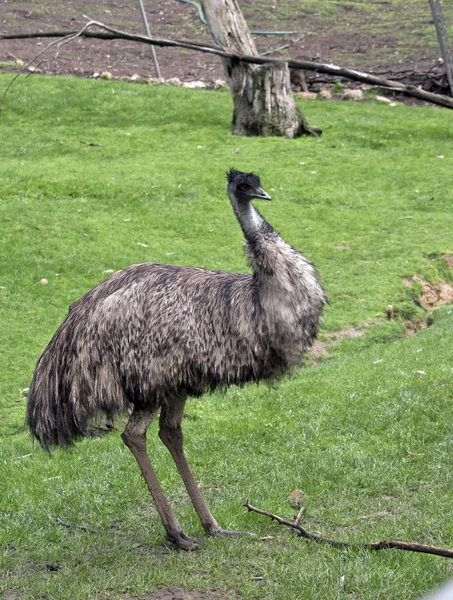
226, 168, 261, 189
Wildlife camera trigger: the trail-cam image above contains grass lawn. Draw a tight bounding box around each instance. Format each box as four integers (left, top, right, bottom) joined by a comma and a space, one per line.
1, 72, 453, 599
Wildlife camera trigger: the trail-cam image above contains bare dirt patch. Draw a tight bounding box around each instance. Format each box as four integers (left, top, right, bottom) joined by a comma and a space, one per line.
1, 0, 451, 96
444, 255, 453, 271
311, 326, 365, 360
120, 590, 239, 600
404, 275, 453, 309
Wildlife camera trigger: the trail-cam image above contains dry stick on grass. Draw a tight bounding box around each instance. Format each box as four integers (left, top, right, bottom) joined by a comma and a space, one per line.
292, 504, 306, 527
244, 500, 453, 558
1, 19, 453, 110
55, 518, 98, 534
0, 23, 92, 111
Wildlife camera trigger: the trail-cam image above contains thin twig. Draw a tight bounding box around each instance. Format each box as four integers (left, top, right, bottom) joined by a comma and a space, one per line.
0, 24, 91, 111
245, 500, 350, 548
244, 500, 453, 558
260, 44, 290, 57
55, 518, 98, 533
292, 505, 306, 526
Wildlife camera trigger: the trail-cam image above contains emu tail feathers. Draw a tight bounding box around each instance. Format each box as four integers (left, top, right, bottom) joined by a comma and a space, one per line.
27, 354, 81, 452
26, 327, 129, 452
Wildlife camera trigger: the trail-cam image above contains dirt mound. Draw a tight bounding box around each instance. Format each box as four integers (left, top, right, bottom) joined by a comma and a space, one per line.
444, 255, 453, 271
404, 275, 453, 309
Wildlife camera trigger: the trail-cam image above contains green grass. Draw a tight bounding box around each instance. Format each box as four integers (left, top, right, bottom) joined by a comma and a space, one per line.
1, 72, 453, 599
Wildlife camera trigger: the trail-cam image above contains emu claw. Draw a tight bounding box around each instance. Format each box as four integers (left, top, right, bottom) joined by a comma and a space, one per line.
166, 530, 200, 551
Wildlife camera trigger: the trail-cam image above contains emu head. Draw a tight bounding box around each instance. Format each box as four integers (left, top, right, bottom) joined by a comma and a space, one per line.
226, 169, 272, 204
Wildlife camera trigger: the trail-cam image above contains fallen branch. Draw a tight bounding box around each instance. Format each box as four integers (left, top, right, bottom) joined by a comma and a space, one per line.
1, 20, 453, 110
244, 500, 453, 558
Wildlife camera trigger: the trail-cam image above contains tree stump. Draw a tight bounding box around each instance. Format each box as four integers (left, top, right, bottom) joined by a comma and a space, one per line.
229, 61, 319, 137
201, 0, 320, 138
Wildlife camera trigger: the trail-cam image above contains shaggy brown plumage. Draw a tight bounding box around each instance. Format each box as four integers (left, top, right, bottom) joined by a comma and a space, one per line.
27, 169, 326, 549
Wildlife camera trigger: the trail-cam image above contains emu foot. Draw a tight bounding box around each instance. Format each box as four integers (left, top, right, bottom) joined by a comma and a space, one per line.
165, 529, 200, 551
208, 527, 256, 538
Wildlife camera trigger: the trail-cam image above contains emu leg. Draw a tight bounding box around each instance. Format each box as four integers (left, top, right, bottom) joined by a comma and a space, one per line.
121, 406, 199, 550
159, 395, 246, 538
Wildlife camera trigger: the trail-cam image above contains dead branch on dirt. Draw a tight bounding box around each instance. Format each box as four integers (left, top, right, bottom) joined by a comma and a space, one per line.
244, 500, 453, 558
2, 19, 453, 110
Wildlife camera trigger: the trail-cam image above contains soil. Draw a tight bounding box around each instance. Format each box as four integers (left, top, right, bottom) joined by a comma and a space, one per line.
404, 275, 453, 309
310, 326, 365, 361
0, 0, 451, 94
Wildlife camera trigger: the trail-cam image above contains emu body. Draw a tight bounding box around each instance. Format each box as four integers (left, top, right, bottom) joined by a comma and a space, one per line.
27, 169, 326, 549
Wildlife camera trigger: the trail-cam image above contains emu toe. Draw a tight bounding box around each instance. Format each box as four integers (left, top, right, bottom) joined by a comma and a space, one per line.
166, 530, 200, 551
209, 528, 256, 538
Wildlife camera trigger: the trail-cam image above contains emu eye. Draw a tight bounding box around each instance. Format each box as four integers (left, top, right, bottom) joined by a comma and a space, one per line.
238, 185, 246, 191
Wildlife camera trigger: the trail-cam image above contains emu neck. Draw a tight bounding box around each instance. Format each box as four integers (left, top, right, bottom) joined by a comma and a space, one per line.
232, 199, 271, 242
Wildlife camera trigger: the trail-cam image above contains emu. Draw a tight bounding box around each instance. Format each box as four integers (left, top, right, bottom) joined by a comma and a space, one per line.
27, 169, 326, 550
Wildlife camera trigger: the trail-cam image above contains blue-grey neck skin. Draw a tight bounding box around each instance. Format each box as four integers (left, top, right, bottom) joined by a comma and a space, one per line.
228, 187, 274, 243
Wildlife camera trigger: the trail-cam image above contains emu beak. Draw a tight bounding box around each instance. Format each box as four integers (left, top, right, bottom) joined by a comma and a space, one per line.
252, 187, 272, 201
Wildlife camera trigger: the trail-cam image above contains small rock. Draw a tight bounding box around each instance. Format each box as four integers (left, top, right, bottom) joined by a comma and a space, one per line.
40, 278, 48, 285
148, 77, 165, 85
344, 89, 363, 100
319, 88, 332, 100
165, 77, 182, 87
213, 79, 227, 89
376, 95, 392, 103
129, 74, 142, 81
101, 71, 113, 80
297, 91, 317, 100
183, 80, 206, 89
